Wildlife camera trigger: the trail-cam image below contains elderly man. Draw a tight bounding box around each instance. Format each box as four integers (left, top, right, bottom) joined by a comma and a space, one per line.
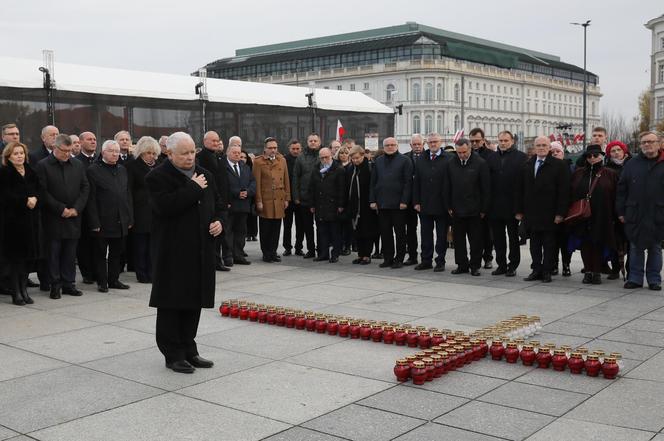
516, 136, 570, 283
70, 135, 81, 157
30, 125, 59, 164
311, 147, 346, 263
36, 134, 89, 299
114, 130, 134, 164
224, 137, 255, 265
0, 123, 20, 153
292, 133, 321, 258
403, 134, 425, 266
76, 132, 98, 165
283, 139, 303, 256
146, 132, 223, 374
370, 137, 413, 269
617, 131, 664, 291
157, 135, 169, 164
86, 140, 133, 293
253, 137, 290, 262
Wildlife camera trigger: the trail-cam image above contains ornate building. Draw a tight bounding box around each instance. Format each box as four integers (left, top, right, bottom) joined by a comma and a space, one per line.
646, 14, 664, 130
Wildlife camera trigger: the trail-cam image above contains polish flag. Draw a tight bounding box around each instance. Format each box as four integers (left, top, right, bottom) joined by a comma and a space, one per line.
549, 134, 556, 142
453, 129, 464, 144
336, 120, 345, 142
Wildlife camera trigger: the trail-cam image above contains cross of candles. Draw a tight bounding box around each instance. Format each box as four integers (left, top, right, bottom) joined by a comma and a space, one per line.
218, 300, 622, 383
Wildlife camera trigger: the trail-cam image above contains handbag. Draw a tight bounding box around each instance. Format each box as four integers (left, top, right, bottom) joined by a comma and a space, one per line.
564, 173, 601, 225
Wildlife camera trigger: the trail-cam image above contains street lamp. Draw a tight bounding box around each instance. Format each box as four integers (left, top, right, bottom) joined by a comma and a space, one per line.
306, 90, 317, 133
195, 69, 208, 138
571, 19, 591, 148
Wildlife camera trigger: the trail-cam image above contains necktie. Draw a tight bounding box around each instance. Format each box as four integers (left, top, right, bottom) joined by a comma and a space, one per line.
462, 160, 466, 166
233, 163, 240, 177
535, 159, 544, 176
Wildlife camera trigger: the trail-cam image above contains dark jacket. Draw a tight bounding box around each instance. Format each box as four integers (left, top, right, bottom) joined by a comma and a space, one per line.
369, 151, 413, 209
446, 152, 490, 217
75, 152, 98, 167
490, 147, 528, 219
146, 159, 223, 309
516, 154, 570, 231
311, 161, 346, 222
118, 153, 135, 166
347, 158, 379, 238
225, 159, 256, 214
35, 155, 89, 240
29, 144, 51, 164
197, 147, 230, 211
0, 163, 42, 261
412, 150, 449, 216
616, 150, 664, 249
126, 158, 156, 234
292, 147, 320, 206
86, 161, 133, 238
605, 156, 630, 177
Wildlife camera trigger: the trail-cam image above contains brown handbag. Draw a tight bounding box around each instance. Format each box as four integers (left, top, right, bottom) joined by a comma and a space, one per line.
564, 173, 601, 225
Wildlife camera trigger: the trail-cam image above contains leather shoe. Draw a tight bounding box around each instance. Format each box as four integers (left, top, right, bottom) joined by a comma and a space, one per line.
223, 261, 234, 267
391, 262, 403, 269
97, 284, 109, 293
582, 273, 593, 284
607, 273, 619, 280
271, 255, 281, 262
109, 281, 130, 290
483, 261, 493, 269
62, 286, 83, 296
82, 277, 95, 284
294, 250, 304, 256
379, 261, 393, 268
359, 259, 371, 265
216, 263, 231, 272
541, 272, 552, 283
523, 272, 541, 281
624, 281, 642, 289
313, 256, 328, 262
491, 267, 507, 276
303, 251, 316, 258
649, 284, 662, 291
451, 267, 469, 275
505, 269, 516, 277
49, 286, 61, 299
341, 248, 351, 256
414, 262, 433, 271
233, 258, 251, 265
551, 267, 559, 276
403, 258, 418, 266
187, 355, 214, 368
282, 249, 292, 256
562, 265, 571, 277
26, 278, 39, 288
434, 263, 445, 272
591, 273, 602, 285
352, 258, 362, 264
166, 360, 195, 373
471, 269, 481, 276
328, 257, 339, 263
262, 256, 273, 263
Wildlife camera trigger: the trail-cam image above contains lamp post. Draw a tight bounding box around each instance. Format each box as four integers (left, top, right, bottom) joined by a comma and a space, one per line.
195, 69, 209, 140
571, 20, 591, 148
306, 90, 317, 133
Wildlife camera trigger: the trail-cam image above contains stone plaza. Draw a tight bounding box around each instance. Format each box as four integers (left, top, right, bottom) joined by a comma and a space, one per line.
1, 241, 663, 441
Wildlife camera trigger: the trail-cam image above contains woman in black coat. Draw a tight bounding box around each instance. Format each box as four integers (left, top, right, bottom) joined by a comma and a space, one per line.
604, 141, 630, 279
0, 142, 41, 305
347, 146, 379, 264
126, 136, 160, 283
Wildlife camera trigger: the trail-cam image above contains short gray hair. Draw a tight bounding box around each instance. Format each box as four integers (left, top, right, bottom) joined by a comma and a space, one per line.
166, 132, 194, 151
134, 136, 160, 158
114, 130, 130, 141
228, 135, 242, 147
427, 132, 442, 141
101, 140, 119, 152
54, 134, 71, 148
41, 125, 58, 136
410, 133, 424, 143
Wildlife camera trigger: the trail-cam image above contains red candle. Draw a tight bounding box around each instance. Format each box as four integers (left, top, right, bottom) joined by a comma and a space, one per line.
383, 326, 395, 344
394, 327, 407, 346
327, 319, 339, 336
454, 345, 467, 368
257, 308, 268, 323
462, 343, 474, 365
504, 342, 520, 364
219, 302, 230, 317
248, 307, 259, 322
349, 321, 361, 339
315, 316, 328, 333
394, 359, 410, 382
520, 344, 536, 366
478, 338, 489, 358
418, 331, 432, 349
601, 357, 620, 380
536, 348, 552, 369
275, 309, 286, 326
446, 349, 458, 371
295, 313, 306, 330
431, 332, 445, 347
411, 361, 427, 385
422, 358, 435, 381
439, 351, 450, 374
238, 305, 249, 320
406, 329, 419, 348
266, 308, 276, 324
490, 340, 505, 361
284, 312, 296, 328
359, 323, 372, 340
371, 325, 383, 342
431, 354, 444, 378
229, 303, 240, 318
551, 349, 568, 371
568, 352, 585, 374
585, 355, 601, 377
470, 339, 482, 361
305, 314, 316, 331
338, 320, 350, 337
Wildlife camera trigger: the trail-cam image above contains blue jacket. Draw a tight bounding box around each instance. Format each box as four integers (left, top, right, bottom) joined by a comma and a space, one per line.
225, 160, 256, 214
369, 152, 412, 209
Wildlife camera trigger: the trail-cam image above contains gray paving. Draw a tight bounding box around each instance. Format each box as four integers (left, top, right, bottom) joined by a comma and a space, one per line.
0, 241, 662, 440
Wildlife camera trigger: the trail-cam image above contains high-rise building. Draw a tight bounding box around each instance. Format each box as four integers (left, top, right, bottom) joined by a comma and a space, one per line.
646, 14, 664, 130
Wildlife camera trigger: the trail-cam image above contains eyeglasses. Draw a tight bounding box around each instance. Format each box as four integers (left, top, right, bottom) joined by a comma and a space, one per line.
640, 140, 658, 145
589, 153, 602, 158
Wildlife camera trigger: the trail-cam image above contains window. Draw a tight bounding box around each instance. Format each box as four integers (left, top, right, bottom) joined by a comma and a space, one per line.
475, 97, 479, 108
516, 101, 520, 112
661, 37, 664, 50
454, 115, 460, 131
324, 86, 329, 89
658, 63, 664, 83
412, 83, 421, 103
490, 98, 494, 110
535, 90, 539, 98
483, 83, 487, 91
490, 84, 494, 92
386, 84, 395, 103
454, 83, 460, 102
350, 83, 355, 91
657, 99, 664, 120
337, 85, 342, 90
425, 83, 434, 103
363, 82, 370, 90
425, 115, 433, 134
436, 83, 443, 101
591, 101, 596, 116
413, 115, 421, 133
504, 100, 507, 110
510, 101, 513, 111
483, 98, 487, 109
436, 114, 443, 133
496, 100, 500, 110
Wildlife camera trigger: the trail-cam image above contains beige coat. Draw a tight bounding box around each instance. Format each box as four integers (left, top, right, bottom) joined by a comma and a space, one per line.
253, 153, 290, 219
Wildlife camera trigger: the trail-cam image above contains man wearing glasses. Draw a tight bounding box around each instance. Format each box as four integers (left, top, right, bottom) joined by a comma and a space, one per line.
617, 131, 664, 291
0, 123, 21, 153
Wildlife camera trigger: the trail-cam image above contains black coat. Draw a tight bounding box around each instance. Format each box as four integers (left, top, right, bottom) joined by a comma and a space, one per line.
197, 147, 230, 210
369, 152, 413, 209
118, 153, 135, 166
75, 152, 98, 167
446, 152, 490, 217
126, 159, 156, 234
412, 150, 449, 216
225, 160, 256, 214
0, 164, 42, 262
146, 160, 223, 310
292, 148, 320, 206
86, 162, 133, 238
616, 150, 664, 249
347, 159, 379, 238
311, 161, 346, 222
516, 154, 570, 231
490, 147, 528, 219
29, 144, 51, 164
35, 155, 89, 240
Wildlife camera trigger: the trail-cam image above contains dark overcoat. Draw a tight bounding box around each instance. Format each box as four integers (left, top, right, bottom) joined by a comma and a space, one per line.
369, 152, 413, 209
292, 148, 319, 206
311, 161, 346, 222
445, 152, 490, 217
346, 158, 379, 239
196, 147, 230, 210
490, 147, 528, 219
29, 144, 51, 164
86, 162, 133, 238
126, 158, 156, 233
225, 160, 256, 214
146, 159, 223, 309
412, 150, 449, 216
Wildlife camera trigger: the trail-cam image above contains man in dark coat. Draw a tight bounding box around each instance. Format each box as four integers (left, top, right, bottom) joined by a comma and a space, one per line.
369, 137, 413, 269
616, 131, 664, 291
516, 136, 570, 283
197, 130, 231, 271
114, 130, 135, 165
86, 140, 133, 293
311, 148, 346, 263
489, 130, 528, 277
224, 139, 255, 265
292, 133, 321, 258
35, 134, 89, 299
282, 139, 303, 256
29, 125, 59, 164
446, 138, 491, 276
0, 123, 21, 154
145, 132, 223, 374
75, 131, 98, 284
412, 133, 449, 272
403, 134, 424, 266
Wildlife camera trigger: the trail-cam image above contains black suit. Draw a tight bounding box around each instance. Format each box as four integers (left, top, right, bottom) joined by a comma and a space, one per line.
196, 147, 230, 265
283, 153, 303, 253
224, 159, 256, 261
403, 151, 421, 261
474, 146, 499, 265
74, 153, 98, 282
29, 144, 52, 165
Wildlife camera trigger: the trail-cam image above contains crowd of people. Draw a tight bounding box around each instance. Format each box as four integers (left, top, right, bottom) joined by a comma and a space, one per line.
1, 123, 663, 309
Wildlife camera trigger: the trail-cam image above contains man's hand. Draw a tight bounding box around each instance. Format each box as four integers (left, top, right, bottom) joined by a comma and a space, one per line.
414, 204, 421, 212
192, 173, 208, 189
284, 200, 289, 210
239, 190, 248, 199
515, 213, 523, 221
61, 208, 73, 218
69, 208, 78, 217
26, 197, 37, 209
338, 207, 344, 213
554, 215, 563, 224
128, 224, 133, 229
480, 212, 485, 219
618, 216, 625, 224
294, 199, 301, 205
209, 221, 222, 237
370, 203, 377, 210
256, 202, 263, 212
399, 203, 407, 210
310, 207, 315, 213
448, 209, 453, 217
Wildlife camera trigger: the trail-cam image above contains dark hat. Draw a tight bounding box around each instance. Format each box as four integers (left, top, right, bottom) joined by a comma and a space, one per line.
583, 144, 604, 158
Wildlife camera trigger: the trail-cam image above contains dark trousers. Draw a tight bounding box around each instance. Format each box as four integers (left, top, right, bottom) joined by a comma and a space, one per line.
405, 208, 419, 260
316, 220, 341, 259
247, 213, 258, 238
282, 203, 303, 252
480, 216, 493, 263
342, 219, 354, 250
581, 242, 604, 273
93, 236, 125, 287
156, 308, 201, 363
553, 226, 571, 268
48, 238, 78, 288
529, 230, 556, 274
216, 212, 230, 265
37, 258, 51, 288
357, 236, 374, 259
490, 217, 521, 271
378, 209, 407, 263
225, 212, 248, 260
419, 213, 448, 265
297, 205, 316, 253
132, 233, 151, 281
259, 217, 282, 259
452, 216, 483, 270
76, 231, 96, 281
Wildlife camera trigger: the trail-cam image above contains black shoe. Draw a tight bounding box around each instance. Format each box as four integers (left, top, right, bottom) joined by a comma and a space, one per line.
379, 261, 393, 268
216, 263, 231, 272
82, 277, 95, 285
328, 257, 339, 263
491, 267, 507, 276
62, 286, 83, 296
414, 262, 433, 271
242, 251, 248, 257
271, 255, 281, 262
372, 252, 383, 259
624, 281, 642, 289
541, 272, 552, 283
562, 265, 571, 277
391, 262, 403, 269
649, 284, 662, 291
341, 248, 351, 256
505, 269, 516, 277
97, 284, 109, 293
294, 250, 304, 256
313, 256, 328, 262
262, 256, 273, 263
471, 269, 481, 276
434, 263, 446, 272
524, 272, 541, 281
359, 259, 371, 265
186, 355, 214, 368
582, 273, 593, 284
352, 258, 362, 264
109, 281, 130, 290
551, 268, 559, 276
11, 290, 25, 306
233, 258, 251, 265
283, 249, 292, 256
591, 273, 602, 285
403, 258, 418, 266
166, 360, 195, 373
303, 251, 316, 259
26, 278, 39, 288
137, 277, 152, 284
49, 286, 61, 299
607, 273, 620, 280
451, 267, 469, 275
483, 261, 493, 269
40, 284, 51, 292
223, 260, 234, 267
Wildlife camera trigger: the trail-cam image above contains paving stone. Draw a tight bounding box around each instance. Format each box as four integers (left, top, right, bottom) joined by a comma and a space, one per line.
0, 345, 69, 382
434, 401, 554, 440
459, 358, 535, 380
395, 281, 511, 301
583, 339, 661, 361
0, 427, 19, 441
49, 297, 154, 323
530, 332, 592, 349
11, 324, 155, 364
621, 318, 664, 333
179, 361, 391, 424
228, 279, 312, 295
262, 427, 347, 441
302, 404, 423, 441
528, 418, 655, 441
393, 423, 502, 441
624, 350, 664, 382
516, 367, 615, 395
581, 295, 664, 319
561, 312, 632, 327
600, 327, 664, 347
488, 290, 607, 312
269, 268, 348, 283
328, 274, 422, 291
0, 366, 161, 433
641, 308, 664, 322
253, 283, 383, 304
478, 381, 589, 416
21, 289, 113, 311
343, 292, 468, 317
358, 385, 468, 419
541, 320, 613, 338
405, 371, 507, 399
316, 304, 419, 324
30, 392, 289, 441
0, 310, 97, 343
567, 378, 664, 432
114, 308, 251, 336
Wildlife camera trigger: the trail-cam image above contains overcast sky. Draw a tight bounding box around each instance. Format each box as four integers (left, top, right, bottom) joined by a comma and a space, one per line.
4, 0, 661, 120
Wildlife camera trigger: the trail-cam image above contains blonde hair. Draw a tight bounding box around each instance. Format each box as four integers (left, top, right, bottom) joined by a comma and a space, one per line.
334, 145, 350, 160
134, 136, 160, 158
2, 142, 29, 166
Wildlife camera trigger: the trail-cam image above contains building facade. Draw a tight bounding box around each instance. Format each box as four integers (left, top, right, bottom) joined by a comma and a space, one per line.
646, 14, 664, 130
202, 22, 601, 148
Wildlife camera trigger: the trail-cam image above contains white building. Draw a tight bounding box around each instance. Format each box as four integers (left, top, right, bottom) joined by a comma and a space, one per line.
646, 14, 664, 130
203, 22, 601, 148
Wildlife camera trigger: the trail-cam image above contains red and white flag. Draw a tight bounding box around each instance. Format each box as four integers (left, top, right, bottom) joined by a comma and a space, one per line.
549, 134, 556, 142
452, 129, 464, 144
336, 120, 345, 142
